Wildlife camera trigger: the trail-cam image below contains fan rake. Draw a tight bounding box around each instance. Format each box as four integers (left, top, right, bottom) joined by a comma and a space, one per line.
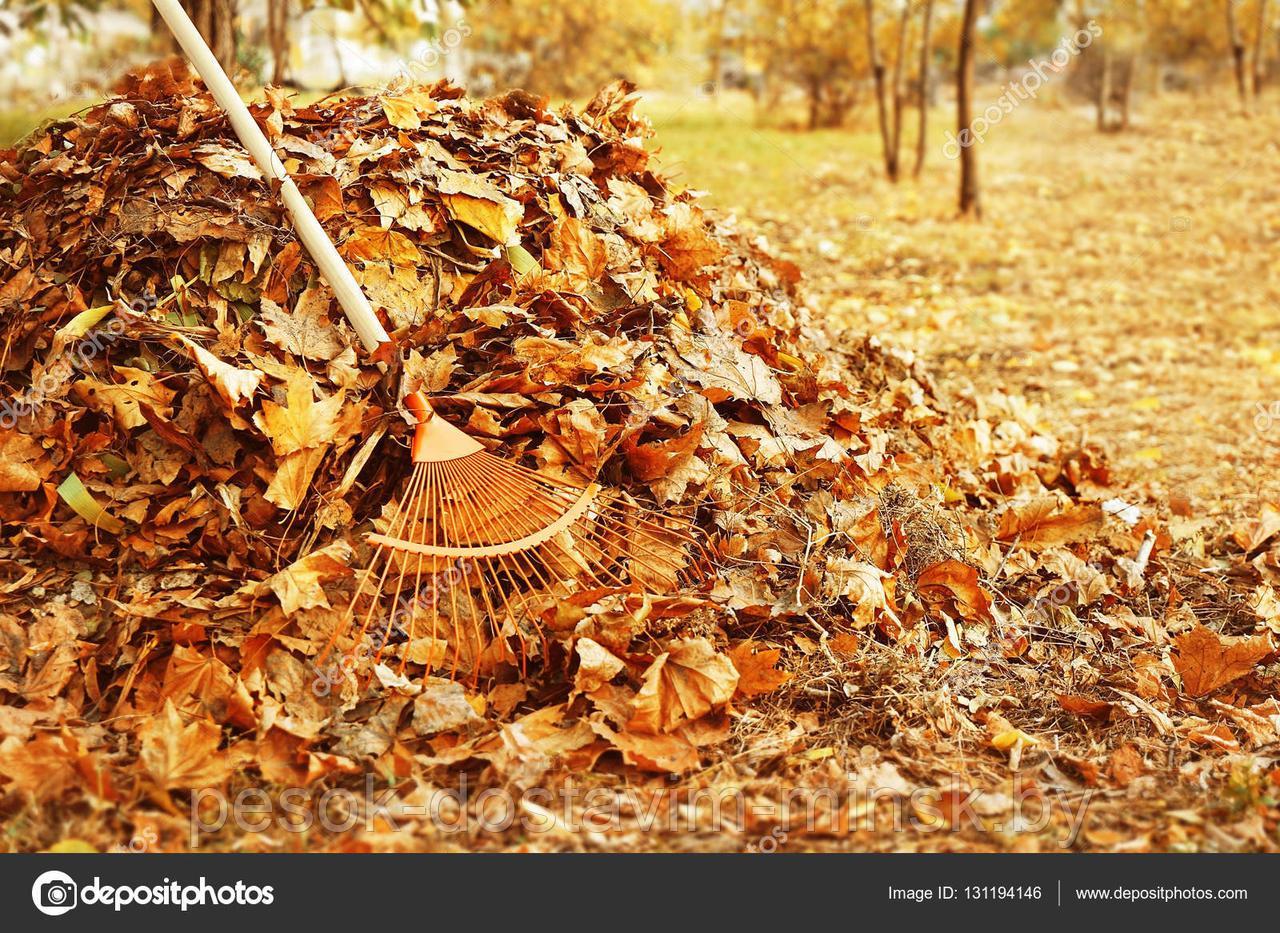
153, 0, 711, 682
322, 393, 711, 679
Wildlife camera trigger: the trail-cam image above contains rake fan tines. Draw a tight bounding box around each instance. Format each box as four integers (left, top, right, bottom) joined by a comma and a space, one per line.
323, 393, 710, 681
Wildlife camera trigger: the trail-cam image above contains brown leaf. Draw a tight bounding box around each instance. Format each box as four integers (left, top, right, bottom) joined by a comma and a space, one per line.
341, 225, 423, 268
996, 497, 1103, 551
1109, 743, 1145, 787
1232, 502, 1280, 554
628, 638, 738, 734
247, 541, 354, 616
139, 700, 231, 791
179, 336, 264, 409
1173, 625, 1273, 697
574, 637, 625, 696
728, 642, 791, 697
1056, 694, 1113, 720
916, 559, 994, 623
162, 645, 256, 729
412, 681, 483, 736
0, 429, 50, 492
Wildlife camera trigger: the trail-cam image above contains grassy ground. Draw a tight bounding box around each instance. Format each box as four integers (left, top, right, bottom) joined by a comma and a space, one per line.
0, 100, 99, 148
641, 90, 1280, 517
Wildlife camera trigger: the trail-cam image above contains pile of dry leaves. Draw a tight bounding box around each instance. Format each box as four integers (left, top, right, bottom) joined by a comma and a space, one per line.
1, 60, 1277, 851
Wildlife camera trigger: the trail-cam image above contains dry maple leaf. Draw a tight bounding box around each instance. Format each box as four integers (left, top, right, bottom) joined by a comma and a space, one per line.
0, 730, 87, 800
996, 497, 1103, 551
822, 557, 896, 628
916, 559, 994, 623
727, 641, 791, 697
162, 644, 256, 730
0, 429, 50, 492
248, 540, 354, 616
256, 369, 346, 455
139, 700, 231, 791
435, 168, 523, 244
1173, 625, 1273, 697
1232, 502, 1280, 555
628, 638, 738, 734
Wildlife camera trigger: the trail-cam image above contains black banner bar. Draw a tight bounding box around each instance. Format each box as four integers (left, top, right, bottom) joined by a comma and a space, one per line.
3, 853, 1273, 927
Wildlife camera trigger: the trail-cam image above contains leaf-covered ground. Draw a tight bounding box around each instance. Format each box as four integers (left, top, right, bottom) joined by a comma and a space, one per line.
1, 75, 1278, 853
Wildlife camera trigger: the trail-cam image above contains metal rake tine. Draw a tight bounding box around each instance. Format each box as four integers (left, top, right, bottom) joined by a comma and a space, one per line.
451, 456, 562, 654
378, 459, 433, 670
319, 462, 424, 669
442, 457, 548, 672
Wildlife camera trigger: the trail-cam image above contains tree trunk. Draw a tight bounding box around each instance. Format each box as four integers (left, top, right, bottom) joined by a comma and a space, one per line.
1118, 55, 1137, 130
914, 0, 934, 178
708, 0, 732, 90
1096, 44, 1112, 131
182, 0, 238, 76
1254, 0, 1270, 97
889, 3, 910, 182
957, 0, 981, 218
266, 0, 289, 86
1227, 0, 1250, 108
864, 0, 898, 181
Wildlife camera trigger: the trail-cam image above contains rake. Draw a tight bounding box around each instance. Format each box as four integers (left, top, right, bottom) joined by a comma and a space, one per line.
153, 0, 711, 677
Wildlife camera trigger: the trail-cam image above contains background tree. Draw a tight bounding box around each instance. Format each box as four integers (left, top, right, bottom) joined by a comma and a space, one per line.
1252, 0, 1269, 96
740, 0, 869, 129
914, 0, 934, 178
957, 0, 981, 217
465, 0, 677, 99
1227, 0, 1250, 107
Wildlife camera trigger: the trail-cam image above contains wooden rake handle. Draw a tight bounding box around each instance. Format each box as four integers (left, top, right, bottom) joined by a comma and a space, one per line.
150, 0, 391, 353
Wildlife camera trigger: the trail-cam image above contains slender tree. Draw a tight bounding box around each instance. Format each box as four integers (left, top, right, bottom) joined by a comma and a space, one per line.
1227, 0, 1250, 108
266, 0, 290, 86
182, 0, 238, 74
914, 0, 934, 178
864, 0, 898, 180
1253, 0, 1271, 97
889, 2, 910, 179
1096, 42, 1112, 130
957, 0, 981, 217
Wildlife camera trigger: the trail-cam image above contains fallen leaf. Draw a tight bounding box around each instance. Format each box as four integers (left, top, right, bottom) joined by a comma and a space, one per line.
628, 638, 738, 734
139, 700, 231, 790
1173, 625, 1273, 697
728, 641, 791, 697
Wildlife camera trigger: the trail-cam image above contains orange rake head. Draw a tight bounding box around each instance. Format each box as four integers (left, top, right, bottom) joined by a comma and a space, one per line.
322, 392, 712, 681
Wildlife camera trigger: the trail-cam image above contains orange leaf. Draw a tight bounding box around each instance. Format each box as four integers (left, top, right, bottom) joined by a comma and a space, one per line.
996, 497, 1103, 551
628, 638, 738, 734
1108, 744, 1145, 787
1172, 625, 1273, 697
916, 559, 993, 622
1056, 694, 1113, 720
139, 700, 231, 791
728, 641, 791, 697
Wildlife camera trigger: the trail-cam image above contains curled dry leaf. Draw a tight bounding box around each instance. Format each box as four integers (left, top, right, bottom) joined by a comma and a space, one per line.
628, 638, 738, 735
915, 559, 994, 623
178, 336, 263, 409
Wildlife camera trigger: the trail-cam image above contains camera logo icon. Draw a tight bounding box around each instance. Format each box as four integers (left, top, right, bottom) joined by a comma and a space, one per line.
31, 870, 78, 916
